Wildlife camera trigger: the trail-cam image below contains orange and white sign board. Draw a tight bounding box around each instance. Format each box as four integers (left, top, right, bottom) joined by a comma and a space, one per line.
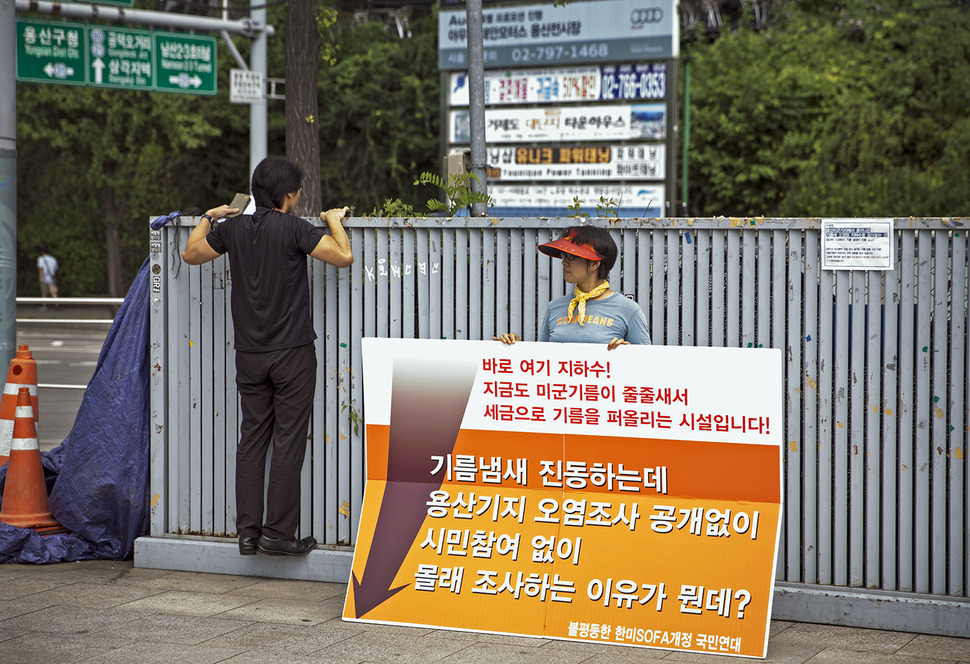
344, 339, 783, 658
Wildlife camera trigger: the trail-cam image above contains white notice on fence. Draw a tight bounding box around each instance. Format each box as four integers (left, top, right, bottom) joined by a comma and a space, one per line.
821, 218, 895, 270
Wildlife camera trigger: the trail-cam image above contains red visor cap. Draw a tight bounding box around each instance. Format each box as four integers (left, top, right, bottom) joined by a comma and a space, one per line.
537, 234, 604, 261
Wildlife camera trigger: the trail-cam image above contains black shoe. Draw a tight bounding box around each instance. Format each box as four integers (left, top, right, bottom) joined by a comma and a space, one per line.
239, 536, 258, 556
256, 535, 317, 557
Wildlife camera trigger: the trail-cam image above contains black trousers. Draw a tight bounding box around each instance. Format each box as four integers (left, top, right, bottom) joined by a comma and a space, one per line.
234, 343, 316, 540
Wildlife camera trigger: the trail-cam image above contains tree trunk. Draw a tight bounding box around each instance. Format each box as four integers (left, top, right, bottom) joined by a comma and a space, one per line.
102, 181, 124, 298
285, 0, 322, 217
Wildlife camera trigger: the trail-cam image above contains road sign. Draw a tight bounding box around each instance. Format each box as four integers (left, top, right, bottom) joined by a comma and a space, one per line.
154, 33, 217, 95
88, 26, 153, 90
230, 68, 264, 104
16, 19, 87, 86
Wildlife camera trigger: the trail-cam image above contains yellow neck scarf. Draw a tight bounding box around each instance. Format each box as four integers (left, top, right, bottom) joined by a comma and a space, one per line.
567, 281, 609, 326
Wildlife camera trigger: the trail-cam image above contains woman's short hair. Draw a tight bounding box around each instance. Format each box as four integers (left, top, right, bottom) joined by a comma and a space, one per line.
562, 226, 617, 279
251, 156, 303, 209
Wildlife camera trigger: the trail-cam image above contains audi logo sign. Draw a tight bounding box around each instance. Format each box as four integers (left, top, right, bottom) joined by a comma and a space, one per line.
630, 7, 664, 25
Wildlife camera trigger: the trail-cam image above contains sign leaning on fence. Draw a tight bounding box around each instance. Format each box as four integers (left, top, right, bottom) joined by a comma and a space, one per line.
344, 339, 783, 658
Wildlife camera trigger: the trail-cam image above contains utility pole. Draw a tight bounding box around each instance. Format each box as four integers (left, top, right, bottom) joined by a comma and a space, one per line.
465, 0, 487, 216
0, 0, 17, 370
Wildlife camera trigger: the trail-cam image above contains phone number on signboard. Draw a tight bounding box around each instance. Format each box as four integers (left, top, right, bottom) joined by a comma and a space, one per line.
510, 43, 609, 63
602, 70, 666, 101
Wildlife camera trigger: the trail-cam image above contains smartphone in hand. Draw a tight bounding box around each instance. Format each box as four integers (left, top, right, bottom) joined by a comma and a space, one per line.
226, 193, 251, 217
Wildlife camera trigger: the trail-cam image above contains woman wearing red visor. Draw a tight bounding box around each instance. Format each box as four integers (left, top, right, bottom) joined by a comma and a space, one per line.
495, 226, 652, 349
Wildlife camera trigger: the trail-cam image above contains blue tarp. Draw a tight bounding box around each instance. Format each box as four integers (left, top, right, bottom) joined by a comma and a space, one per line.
0, 259, 151, 563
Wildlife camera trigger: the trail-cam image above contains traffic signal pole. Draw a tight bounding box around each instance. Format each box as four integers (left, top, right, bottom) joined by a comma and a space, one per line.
1, 0, 18, 369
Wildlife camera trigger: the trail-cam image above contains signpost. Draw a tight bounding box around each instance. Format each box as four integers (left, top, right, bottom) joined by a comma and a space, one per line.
154, 32, 216, 95
15, 18, 86, 85
16, 18, 216, 95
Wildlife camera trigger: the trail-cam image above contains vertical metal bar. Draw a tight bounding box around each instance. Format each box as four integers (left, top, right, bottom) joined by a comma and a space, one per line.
350, 227, 365, 542
416, 228, 431, 339
443, 228, 456, 339
337, 255, 353, 546
803, 230, 820, 584
311, 259, 327, 541
930, 230, 949, 594
949, 230, 967, 596
403, 229, 416, 338
849, 270, 866, 586
758, 231, 771, 350
363, 228, 377, 339
429, 227, 443, 341
681, 228, 695, 347
914, 231, 932, 593
225, 262, 238, 536
637, 229, 653, 344
495, 228, 510, 340
881, 229, 900, 590
470, 228, 483, 340
651, 227, 665, 343
187, 254, 202, 535
726, 229, 741, 348
523, 227, 538, 340
666, 230, 681, 345
481, 228, 496, 340
696, 230, 711, 348
784, 229, 802, 582
865, 268, 883, 589
149, 227, 167, 537
324, 258, 340, 542
456, 228, 469, 340
509, 228, 523, 340
621, 229, 636, 301
832, 270, 850, 586
898, 230, 915, 592
711, 230, 727, 347
212, 258, 228, 536
390, 229, 403, 338
817, 263, 834, 585
741, 230, 756, 348
200, 264, 214, 534
377, 228, 390, 338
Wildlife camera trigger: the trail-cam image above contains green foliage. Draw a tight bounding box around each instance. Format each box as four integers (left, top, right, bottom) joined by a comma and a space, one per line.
317, 15, 440, 214
365, 198, 416, 217
685, 0, 970, 217
567, 196, 619, 218
413, 171, 493, 216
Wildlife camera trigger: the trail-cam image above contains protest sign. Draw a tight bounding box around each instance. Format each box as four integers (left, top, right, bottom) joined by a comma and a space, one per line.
344, 340, 782, 658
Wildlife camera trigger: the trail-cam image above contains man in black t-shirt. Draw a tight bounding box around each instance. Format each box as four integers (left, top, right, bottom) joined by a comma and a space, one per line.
182, 156, 353, 557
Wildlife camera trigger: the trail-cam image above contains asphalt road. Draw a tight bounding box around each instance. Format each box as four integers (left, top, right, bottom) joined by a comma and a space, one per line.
14, 322, 111, 452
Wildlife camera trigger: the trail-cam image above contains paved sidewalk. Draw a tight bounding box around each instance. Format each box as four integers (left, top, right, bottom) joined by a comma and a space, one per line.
0, 560, 967, 663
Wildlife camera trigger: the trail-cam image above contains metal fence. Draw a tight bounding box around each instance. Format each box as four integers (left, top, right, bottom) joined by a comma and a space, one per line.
140, 216, 969, 636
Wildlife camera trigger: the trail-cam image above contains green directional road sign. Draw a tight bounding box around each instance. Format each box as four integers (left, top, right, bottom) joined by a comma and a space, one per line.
88, 26, 153, 90
154, 32, 217, 96
16, 19, 87, 86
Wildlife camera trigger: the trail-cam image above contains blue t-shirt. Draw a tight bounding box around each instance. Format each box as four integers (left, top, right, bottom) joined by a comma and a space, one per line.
539, 292, 652, 345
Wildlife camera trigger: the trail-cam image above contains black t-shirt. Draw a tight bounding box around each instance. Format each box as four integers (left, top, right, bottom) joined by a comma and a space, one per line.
206, 207, 326, 352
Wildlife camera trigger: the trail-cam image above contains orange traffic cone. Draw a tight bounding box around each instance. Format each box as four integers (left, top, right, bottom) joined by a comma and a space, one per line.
0, 387, 65, 535
0, 346, 40, 467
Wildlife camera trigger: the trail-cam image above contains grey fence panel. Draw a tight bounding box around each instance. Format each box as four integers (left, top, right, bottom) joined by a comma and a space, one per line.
147, 216, 969, 633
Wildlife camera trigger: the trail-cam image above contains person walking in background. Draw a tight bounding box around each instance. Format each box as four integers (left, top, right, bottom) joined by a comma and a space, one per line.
37, 247, 59, 311
181, 156, 354, 557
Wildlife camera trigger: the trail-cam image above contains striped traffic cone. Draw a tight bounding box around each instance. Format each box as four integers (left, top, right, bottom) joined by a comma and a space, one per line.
0, 387, 65, 535
0, 346, 40, 467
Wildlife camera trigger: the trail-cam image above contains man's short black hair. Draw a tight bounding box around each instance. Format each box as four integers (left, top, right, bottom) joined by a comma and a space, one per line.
251, 156, 303, 209
561, 226, 617, 279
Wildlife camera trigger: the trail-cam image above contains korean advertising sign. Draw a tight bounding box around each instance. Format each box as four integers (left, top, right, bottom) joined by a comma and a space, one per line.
439, 0, 678, 69
344, 340, 783, 658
